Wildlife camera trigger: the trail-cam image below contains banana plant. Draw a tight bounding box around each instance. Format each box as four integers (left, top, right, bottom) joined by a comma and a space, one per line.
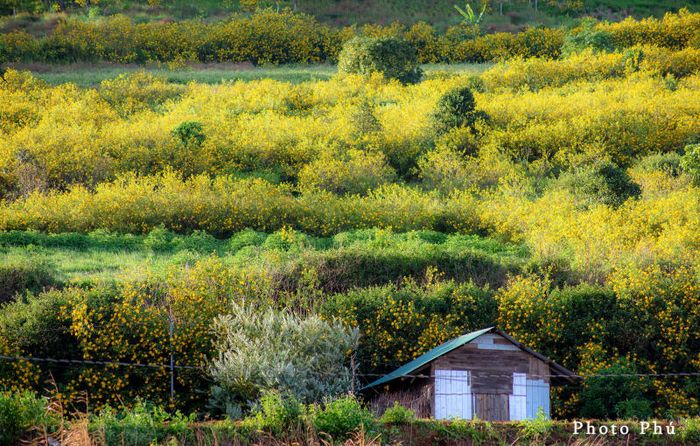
454, 2, 487, 26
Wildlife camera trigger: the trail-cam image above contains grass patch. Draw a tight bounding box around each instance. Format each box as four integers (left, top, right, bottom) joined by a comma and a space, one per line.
3, 62, 491, 87
0, 229, 528, 289
3, 63, 336, 87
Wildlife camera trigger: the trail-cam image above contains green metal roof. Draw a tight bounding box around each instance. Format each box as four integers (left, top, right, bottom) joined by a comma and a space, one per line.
362, 327, 495, 390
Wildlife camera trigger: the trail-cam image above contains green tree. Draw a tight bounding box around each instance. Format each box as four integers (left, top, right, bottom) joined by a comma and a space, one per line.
338, 37, 422, 84
432, 86, 487, 135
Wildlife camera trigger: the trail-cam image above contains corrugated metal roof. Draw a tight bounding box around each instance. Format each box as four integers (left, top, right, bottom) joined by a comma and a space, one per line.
361, 327, 495, 390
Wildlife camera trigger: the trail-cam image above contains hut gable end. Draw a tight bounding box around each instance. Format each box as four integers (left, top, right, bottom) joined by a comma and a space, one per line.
431, 333, 551, 397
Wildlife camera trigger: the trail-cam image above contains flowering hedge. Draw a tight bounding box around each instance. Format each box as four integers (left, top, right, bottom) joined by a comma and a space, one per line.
1, 257, 699, 418
2, 10, 699, 65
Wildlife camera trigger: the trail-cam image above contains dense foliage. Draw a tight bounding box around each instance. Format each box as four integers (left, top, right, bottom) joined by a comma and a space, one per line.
338, 37, 422, 83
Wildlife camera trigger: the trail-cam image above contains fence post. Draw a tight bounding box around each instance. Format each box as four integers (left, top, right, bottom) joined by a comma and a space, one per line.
350, 353, 357, 395
169, 304, 175, 404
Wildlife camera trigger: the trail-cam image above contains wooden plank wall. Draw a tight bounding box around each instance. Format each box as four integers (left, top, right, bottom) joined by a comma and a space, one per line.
475, 394, 509, 421
368, 380, 433, 418
432, 345, 531, 394
429, 335, 551, 420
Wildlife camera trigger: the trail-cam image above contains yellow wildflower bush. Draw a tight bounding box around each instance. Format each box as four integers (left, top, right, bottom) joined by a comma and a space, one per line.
600, 8, 700, 50
323, 279, 497, 373
1, 11, 699, 65
58, 257, 270, 408
3, 66, 699, 198
298, 149, 396, 196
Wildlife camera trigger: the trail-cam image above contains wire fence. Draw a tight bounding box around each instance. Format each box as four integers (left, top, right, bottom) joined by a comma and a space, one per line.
1, 354, 700, 380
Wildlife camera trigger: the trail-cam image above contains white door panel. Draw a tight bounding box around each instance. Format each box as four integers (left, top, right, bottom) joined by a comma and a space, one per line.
435, 369, 472, 419
509, 373, 527, 421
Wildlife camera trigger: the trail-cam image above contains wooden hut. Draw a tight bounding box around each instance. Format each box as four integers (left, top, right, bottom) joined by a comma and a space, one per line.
362, 327, 576, 421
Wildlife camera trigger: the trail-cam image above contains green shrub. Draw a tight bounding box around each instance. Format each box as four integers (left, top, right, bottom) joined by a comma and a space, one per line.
559, 162, 641, 208
681, 143, 700, 185
209, 303, 358, 407
379, 402, 416, 424
580, 358, 653, 420
417, 147, 472, 193
311, 396, 375, 441
242, 392, 305, 435
90, 401, 194, 446
323, 280, 498, 374
518, 408, 552, 442
350, 99, 383, 137
172, 121, 206, 148
173, 230, 219, 254
228, 228, 268, 252
0, 260, 58, 303
0, 391, 54, 446
262, 227, 312, 252
636, 152, 683, 177
562, 20, 615, 56
337, 36, 422, 84
432, 86, 487, 135
0, 289, 79, 365
143, 226, 176, 252
99, 72, 184, 116
680, 418, 700, 442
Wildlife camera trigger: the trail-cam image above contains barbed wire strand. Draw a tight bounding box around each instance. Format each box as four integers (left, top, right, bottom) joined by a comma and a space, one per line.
0, 354, 201, 370
1, 355, 700, 380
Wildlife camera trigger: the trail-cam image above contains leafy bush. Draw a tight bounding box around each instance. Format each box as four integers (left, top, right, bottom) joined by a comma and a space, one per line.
602, 9, 700, 50
173, 230, 219, 254
681, 418, 700, 442
99, 71, 184, 116
210, 303, 358, 406
349, 99, 383, 138
172, 121, 206, 148
242, 392, 305, 435
562, 20, 615, 56
324, 280, 498, 373
311, 396, 375, 441
1, 11, 698, 66
0, 391, 54, 446
0, 289, 79, 384
579, 358, 653, 420
432, 86, 486, 135
143, 226, 176, 252
559, 162, 641, 208
262, 227, 312, 251
518, 408, 553, 442
228, 228, 268, 252
0, 260, 58, 303
417, 148, 473, 193
379, 402, 416, 424
90, 401, 194, 446
636, 152, 683, 177
681, 143, 700, 185
337, 37, 422, 83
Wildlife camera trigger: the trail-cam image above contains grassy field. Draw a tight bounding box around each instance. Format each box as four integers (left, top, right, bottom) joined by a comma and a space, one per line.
2, 62, 492, 86
0, 228, 527, 289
